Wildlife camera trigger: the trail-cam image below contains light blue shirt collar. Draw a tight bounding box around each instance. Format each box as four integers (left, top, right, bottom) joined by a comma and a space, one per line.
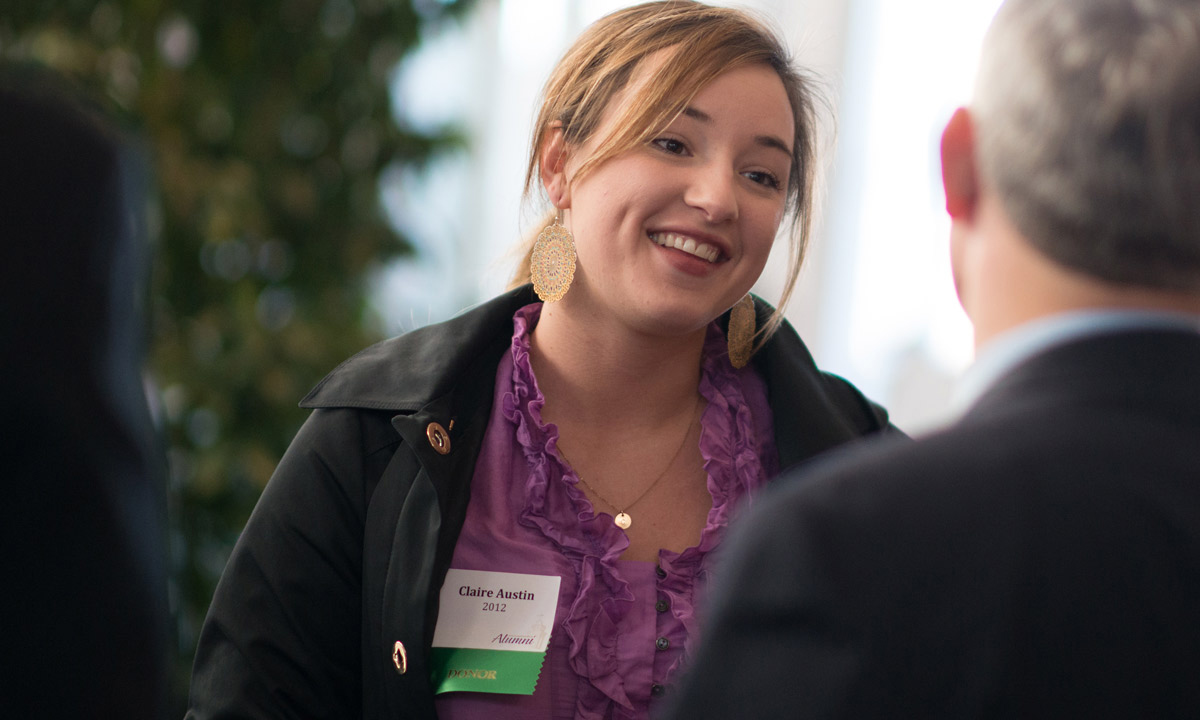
951, 309, 1200, 417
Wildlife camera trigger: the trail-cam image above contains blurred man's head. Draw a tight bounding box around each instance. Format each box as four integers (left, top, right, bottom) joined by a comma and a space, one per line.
976, 0, 1200, 290
941, 0, 1200, 346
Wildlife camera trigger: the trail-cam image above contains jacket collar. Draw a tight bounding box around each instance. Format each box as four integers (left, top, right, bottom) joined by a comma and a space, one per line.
298, 283, 771, 413
301, 285, 535, 412
967, 327, 1200, 426
299, 283, 886, 470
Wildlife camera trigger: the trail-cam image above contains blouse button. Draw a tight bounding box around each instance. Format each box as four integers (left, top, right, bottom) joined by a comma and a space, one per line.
655, 636, 670, 651
655, 599, 670, 613
426, 422, 451, 455
651, 683, 666, 698
655, 565, 667, 579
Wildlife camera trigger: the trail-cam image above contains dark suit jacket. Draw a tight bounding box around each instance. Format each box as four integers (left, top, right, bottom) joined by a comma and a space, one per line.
665, 328, 1200, 719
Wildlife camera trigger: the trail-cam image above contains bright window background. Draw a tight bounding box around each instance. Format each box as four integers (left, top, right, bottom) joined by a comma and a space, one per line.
818, 0, 1003, 431
382, 0, 1003, 434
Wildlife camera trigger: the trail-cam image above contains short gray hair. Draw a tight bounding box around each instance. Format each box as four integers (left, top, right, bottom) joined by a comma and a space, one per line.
973, 0, 1200, 291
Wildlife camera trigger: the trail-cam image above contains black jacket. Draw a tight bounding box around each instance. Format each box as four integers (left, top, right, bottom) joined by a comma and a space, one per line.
187, 285, 893, 719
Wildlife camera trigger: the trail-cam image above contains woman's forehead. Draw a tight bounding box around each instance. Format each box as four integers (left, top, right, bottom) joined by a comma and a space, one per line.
605, 50, 790, 135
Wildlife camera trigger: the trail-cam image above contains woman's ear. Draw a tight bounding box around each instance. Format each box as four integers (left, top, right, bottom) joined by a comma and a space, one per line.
539, 124, 571, 209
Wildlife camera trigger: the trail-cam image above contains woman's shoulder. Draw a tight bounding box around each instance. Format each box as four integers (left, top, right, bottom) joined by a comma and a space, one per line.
300, 286, 538, 412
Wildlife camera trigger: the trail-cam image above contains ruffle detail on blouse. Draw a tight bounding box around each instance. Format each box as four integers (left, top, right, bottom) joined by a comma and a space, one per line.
656, 323, 775, 679
503, 303, 772, 718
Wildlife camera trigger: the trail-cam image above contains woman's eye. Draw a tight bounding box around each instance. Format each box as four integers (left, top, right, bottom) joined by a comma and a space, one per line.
744, 170, 782, 190
652, 137, 688, 155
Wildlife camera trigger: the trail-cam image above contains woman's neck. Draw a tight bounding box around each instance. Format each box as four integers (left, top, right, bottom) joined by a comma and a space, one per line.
529, 301, 706, 428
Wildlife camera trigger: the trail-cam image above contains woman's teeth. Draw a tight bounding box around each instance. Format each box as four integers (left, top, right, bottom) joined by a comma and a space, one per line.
650, 233, 720, 262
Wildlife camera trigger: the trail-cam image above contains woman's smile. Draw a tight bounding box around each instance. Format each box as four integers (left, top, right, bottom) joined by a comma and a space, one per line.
649, 232, 724, 263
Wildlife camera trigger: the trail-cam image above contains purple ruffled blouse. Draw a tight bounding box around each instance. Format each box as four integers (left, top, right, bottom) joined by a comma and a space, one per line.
434, 303, 777, 720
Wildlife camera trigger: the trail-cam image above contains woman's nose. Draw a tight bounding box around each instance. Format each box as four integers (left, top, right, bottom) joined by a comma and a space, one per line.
683, 163, 739, 223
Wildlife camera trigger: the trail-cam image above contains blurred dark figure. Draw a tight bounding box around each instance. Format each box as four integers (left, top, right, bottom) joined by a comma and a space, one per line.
0, 64, 168, 718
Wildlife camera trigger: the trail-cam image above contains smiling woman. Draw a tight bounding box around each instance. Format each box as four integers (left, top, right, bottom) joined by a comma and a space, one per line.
186, 3, 899, 719
540, 62, 794, 342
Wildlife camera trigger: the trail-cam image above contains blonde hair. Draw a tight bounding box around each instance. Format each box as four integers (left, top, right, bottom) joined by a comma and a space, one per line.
510, 0, 823, 344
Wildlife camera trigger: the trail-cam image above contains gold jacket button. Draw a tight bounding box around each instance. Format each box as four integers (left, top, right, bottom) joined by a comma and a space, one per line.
393, 641, 407, 675
426, 422, 451, 455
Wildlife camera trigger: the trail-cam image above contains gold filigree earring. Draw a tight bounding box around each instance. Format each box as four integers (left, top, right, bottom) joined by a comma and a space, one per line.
530, 210, 576, 302
727, 294, 756, 369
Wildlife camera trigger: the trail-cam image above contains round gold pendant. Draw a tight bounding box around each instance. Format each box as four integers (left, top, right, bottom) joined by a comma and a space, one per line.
614, 512, 632, 530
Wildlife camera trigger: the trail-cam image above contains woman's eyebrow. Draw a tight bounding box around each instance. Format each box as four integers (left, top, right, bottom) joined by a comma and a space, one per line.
681, 106, 793, 158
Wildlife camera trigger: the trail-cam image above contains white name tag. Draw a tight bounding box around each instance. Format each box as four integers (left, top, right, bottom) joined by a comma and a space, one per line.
430, 569, 561, 695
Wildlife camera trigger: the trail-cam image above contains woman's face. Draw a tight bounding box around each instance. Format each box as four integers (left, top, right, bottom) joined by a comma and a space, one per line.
551, 61, 795, 339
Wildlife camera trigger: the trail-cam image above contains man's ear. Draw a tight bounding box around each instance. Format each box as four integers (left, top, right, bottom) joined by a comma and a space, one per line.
941, 107, 985, 321
941, 107, 979, 221
540, 123, 571, 209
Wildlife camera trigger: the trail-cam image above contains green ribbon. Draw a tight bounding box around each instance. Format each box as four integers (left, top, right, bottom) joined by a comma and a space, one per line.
430, 647, 549, 695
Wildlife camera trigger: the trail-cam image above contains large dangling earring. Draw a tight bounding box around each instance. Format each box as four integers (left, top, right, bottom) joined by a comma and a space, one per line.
530, 210, 576, 302
727, 294, 756, 369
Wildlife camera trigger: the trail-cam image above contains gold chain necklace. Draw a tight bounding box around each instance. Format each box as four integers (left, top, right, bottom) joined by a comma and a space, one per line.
559, 394, 702, 530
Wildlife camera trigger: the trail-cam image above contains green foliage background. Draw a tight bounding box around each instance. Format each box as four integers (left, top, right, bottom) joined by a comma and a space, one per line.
2, 0, 474, 710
